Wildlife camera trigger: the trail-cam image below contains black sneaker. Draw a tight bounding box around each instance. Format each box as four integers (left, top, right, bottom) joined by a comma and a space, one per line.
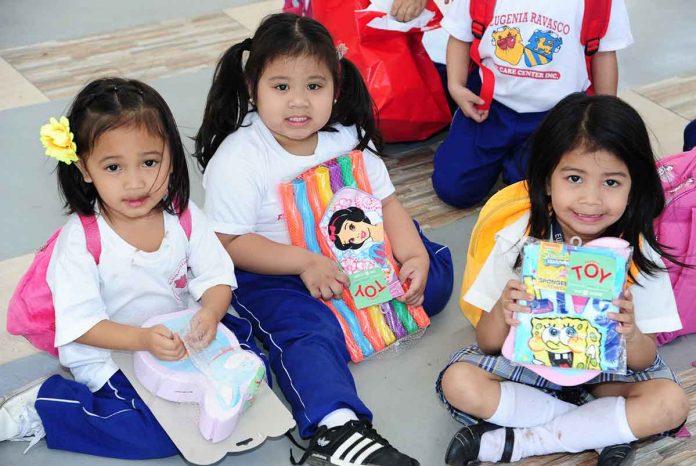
596, 443, 636, 466
290, 419, 420, 466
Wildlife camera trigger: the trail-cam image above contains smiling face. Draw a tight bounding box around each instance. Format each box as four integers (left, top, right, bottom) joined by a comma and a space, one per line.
79, 125, 171, 222
254, 54, 334, 156
337, 220, 370, 247
547, 147, 631, 244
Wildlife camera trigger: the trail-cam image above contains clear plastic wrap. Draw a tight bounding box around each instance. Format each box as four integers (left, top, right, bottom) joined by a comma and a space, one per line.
512, 238, 632, 377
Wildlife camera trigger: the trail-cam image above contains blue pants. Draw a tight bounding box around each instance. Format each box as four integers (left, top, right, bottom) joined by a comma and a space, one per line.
233, 224, 453, 438
36, 371, 178, 459
684, 119, 696, 151
432, 74, 548, 208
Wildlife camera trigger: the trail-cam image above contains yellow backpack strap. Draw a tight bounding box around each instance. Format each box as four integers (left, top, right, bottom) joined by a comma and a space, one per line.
460, 182, 531, 326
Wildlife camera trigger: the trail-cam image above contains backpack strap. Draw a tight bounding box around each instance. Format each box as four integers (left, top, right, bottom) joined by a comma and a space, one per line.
78, 214, 101, 264
469, 0, 497, 111
178, 207, 192, 240
581, 0, 613, 95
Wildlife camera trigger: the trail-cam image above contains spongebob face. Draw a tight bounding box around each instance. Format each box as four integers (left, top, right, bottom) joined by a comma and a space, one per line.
491, 26, 524, 65
528, 317, 601, 370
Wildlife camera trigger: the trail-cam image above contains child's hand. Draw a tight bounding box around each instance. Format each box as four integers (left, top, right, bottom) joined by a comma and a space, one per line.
450, 85, 489, 123
609, 289, 639, 341
397, 255, 430, 306
499, 279, 532, 326
300, 253, 350, 301
188, 307, 220, 349
390, 0, 427, 22
144, 324, 186, 361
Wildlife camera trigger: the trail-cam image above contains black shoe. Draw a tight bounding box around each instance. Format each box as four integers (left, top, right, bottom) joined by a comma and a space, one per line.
445, 422, 514, 466
290, 419, 420, 466
596, 443, 636, 466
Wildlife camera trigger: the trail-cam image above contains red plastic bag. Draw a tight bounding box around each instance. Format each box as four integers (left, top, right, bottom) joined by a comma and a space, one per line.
282, 0, 312, 17
312, 0, 451, 142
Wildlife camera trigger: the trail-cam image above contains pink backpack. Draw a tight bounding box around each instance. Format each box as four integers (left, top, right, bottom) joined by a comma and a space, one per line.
7, 209, 192, 356
654, 147, 696, 345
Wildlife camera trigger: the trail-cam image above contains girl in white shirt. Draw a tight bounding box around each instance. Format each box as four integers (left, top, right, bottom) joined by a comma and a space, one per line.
195, 13, 453, 466
1, 77, 256, 459
437, 93, 689, 465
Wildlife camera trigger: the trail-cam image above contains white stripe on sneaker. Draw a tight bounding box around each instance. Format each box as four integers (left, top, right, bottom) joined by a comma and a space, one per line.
332, 432, 363, 459
353, 443, 383, 464
343, 437, 373, 462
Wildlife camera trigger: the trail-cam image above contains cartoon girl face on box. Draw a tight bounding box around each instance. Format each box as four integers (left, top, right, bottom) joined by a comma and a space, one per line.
328, 207, 384, 251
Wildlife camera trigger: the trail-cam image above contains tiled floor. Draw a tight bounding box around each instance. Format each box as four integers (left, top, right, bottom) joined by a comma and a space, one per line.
1, 1, 696, 465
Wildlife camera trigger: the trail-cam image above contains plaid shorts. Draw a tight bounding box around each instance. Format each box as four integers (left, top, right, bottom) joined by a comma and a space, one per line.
435, 344, 680, 427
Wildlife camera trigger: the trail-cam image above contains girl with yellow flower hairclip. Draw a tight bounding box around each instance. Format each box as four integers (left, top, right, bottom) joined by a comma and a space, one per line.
2, 77, 266, 459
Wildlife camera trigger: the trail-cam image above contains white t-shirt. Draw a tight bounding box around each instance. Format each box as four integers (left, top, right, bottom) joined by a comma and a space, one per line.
203, 112, 395, 245
441, 0, 633, 112
47, 202, 237, 392
463, 214, 683, 335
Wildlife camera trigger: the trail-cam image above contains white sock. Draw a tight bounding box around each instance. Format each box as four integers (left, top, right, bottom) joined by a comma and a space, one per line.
319, 408, 359, 429
509, 396, 637, 461
485, 382, 577, 427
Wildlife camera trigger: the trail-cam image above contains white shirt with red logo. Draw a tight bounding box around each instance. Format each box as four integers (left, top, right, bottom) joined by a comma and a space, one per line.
47, 201, 236, 392
441, 0, 633, 112
203, 112, 395, 245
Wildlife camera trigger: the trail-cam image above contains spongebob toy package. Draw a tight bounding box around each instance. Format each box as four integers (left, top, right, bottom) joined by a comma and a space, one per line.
512, 238, 631, 375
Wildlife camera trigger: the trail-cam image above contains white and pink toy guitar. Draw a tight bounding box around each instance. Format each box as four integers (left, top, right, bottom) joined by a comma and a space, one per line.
134, 309, 265, 443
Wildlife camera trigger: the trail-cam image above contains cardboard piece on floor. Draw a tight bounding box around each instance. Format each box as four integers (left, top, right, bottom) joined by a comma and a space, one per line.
113, 350, 295, 465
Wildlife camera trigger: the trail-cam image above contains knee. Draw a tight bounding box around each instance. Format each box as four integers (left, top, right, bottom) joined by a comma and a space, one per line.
441, 363, 492, 413
656, 382, 690, 431
641, 380, 690, 432
432, 173, 488, 209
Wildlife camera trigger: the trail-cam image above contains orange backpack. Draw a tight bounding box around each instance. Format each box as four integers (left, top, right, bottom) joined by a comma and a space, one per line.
460, 182, 531, 325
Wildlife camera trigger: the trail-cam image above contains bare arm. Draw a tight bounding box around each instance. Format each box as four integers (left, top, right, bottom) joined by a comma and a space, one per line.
382, 195, 427, 265
217, 232, 315, 275
446, 36, 488, 122
590, 51, 618, 95
475, 298, 510, 354
382, 195, 430, 305
75, 320, 186, 361
625, 332, 658, 371
476, 279, 532, 354
217, 232, 349, 300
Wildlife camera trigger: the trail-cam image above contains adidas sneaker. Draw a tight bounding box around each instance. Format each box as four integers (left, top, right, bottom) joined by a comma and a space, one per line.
291, 419, 420, 466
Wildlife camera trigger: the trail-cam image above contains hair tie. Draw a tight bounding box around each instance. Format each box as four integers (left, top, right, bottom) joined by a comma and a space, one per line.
242, 37, 253, 50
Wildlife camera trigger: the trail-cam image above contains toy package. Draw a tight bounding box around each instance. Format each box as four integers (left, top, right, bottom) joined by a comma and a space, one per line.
134, 309, 266, 443
510, 238, 631, 377
280, 151, 430, 362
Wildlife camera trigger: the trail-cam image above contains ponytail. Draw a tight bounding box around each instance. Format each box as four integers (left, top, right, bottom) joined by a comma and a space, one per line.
194, 38, 252, 171
331, 58, 383, 152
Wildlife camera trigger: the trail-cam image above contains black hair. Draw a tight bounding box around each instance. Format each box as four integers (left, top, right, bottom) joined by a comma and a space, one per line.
526, 92, 684, 276
329, 207, 370, 251
194, 12, 381, 171
57, 77, 189, 216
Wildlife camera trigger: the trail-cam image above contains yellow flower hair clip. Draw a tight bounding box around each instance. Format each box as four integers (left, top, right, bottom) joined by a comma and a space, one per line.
40, 116, 78, 164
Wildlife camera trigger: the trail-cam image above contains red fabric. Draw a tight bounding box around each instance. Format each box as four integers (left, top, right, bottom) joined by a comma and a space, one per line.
313, 0, 451, 142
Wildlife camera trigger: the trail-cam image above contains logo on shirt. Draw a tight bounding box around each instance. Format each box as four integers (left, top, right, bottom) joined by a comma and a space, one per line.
492, 26, 524, 65
168, 258, 189, 302
523, 30, 563, 67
